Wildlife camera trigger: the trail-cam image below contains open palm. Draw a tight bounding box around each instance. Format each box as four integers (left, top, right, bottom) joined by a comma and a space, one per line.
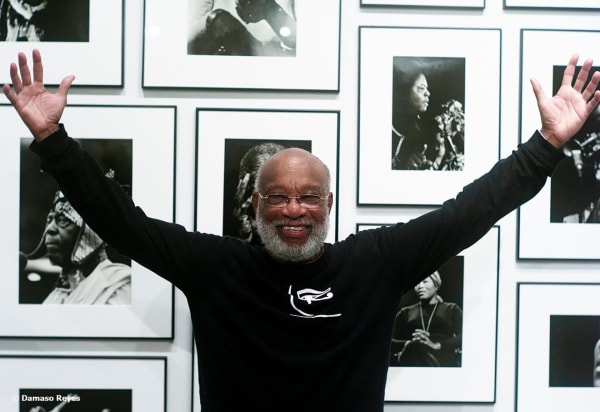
2, 49, 74, 141
531, 54, 600, 148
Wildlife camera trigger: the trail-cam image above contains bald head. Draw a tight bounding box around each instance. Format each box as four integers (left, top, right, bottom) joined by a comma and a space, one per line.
255, 147, 331, 195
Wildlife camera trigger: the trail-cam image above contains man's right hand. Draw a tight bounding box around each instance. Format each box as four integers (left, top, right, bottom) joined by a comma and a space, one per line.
2, 49, 74, 142
530, 54, 600, 149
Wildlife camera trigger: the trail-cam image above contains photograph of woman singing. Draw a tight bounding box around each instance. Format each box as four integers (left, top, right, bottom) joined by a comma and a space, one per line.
390, 258, 463, 368
391, 56, 465, 171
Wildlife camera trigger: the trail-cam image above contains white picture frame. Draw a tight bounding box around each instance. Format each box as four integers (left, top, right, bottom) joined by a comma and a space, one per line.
192, 339, 200, 411
357, 223, 500, 403
195, 108, 340, 243
516, 282, 600, 411
517, 29, 600, 260
142, 0, 340, 91
504, 0, 600, 9
361, 0, 484, 8
0, 0, 123, 87
357, 26, 500, 206
0, 355, 166, 411
0, 104, 176, 338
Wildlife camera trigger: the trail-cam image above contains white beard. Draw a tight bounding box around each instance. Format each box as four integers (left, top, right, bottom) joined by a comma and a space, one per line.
256, 212, 329, 262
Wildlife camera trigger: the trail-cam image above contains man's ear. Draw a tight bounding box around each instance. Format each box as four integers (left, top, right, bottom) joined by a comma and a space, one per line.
327, 192, 333, 213
252, 192, 259, 213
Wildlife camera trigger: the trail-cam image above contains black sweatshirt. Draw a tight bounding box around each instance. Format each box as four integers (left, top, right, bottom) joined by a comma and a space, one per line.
32, 126, 564, 411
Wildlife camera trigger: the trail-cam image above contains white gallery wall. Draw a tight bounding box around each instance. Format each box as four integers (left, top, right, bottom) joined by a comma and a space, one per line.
1, 1, 600, 411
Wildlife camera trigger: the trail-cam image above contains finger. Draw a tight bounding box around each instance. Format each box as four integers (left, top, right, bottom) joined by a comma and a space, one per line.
573, 57, 593, 93
582, 70, 600, 102
56, 75, 75, 99
561, 54, 579, 87
32, 48, 43, 84
530, 77, 547, 104
18, 51, 32, 86
8, 62, 23, 93
2, 83, 16, 105
586, 90, 600, 115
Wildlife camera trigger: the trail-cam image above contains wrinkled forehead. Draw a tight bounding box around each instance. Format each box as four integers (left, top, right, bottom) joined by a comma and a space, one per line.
257, 149, 330, 193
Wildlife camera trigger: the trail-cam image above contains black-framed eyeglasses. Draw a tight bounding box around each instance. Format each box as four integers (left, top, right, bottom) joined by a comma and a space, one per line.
258, 193, 326, 208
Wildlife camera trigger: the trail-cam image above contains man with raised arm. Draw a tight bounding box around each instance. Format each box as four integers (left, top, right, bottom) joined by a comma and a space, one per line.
4, 50, 599, 411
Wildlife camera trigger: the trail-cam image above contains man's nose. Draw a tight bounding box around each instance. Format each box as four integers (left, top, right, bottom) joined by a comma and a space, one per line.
281, 198, 306, 217
45, 219, 59, 232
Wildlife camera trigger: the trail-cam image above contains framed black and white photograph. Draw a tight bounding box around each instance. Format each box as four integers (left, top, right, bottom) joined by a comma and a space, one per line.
361, 0, 484, 8
356, 223, 499, 402
143, 0, 340, 91
549, 315, 600, 388
0, 0, 124, 87
195, 108, 340, 243
516, 283, 600, 411
0, 355, 166, 411
504, 0, 600, 9
18, 138, 133, 305
357, 26, 500, 206
389, 256, 464, 368
0, 104, 176, 338
517, 29, 600, 260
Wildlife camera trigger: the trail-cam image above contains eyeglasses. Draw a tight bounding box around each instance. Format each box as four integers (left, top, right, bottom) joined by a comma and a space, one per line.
46, 212, 74, 228
258, 193, 326, 208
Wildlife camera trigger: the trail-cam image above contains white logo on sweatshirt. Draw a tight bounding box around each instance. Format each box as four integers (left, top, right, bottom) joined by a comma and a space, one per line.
288, 285, 342, 318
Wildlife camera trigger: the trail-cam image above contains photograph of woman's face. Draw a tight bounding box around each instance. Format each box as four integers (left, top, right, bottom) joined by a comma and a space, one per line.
409, 73, 430, 114
414, 276, 437, 300
390, 56, 466, 172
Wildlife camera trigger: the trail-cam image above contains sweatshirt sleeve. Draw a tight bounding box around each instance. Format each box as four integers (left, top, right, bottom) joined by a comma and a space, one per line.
30, 124, 213, 290
373, 130, 566, 289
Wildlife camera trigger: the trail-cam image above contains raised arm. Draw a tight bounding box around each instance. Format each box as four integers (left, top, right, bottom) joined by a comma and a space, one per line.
373, 55, 600, 290
3, 49, 205, 290
531, 54, 600, 148
2, 49, 74, 141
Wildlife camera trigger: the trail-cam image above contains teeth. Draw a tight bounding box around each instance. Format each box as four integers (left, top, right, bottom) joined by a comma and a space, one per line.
282, 226, 304, 231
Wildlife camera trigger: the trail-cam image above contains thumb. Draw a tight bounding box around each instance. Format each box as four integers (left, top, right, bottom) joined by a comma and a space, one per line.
530, 77, 547, 104
56, 75, 75, 98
